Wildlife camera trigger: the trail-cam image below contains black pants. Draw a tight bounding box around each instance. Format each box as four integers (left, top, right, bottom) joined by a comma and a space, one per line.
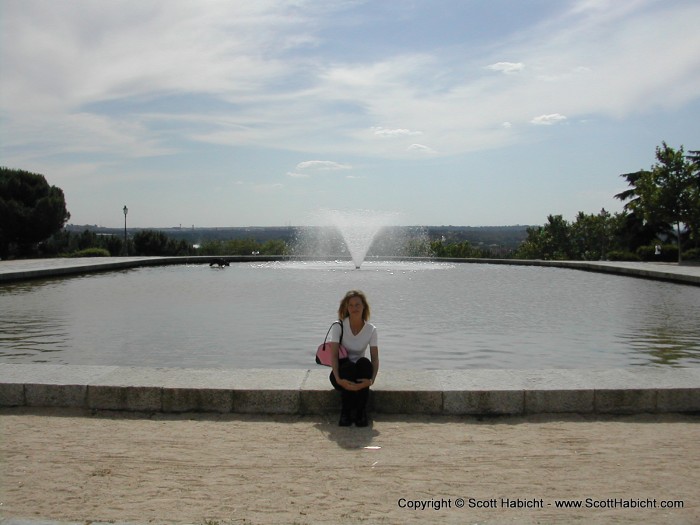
329, 357, 373, 412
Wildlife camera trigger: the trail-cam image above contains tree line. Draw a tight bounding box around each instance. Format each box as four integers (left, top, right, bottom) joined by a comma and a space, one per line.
2, 141, 697, 261
515, 142, 699, 262
29, 228, 290, 258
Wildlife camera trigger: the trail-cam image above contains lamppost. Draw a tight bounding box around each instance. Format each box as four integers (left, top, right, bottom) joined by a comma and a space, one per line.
123, 205, 128, 256
599, 207, 608, 261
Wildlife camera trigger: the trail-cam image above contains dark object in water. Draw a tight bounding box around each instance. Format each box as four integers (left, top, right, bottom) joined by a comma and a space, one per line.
209, 259, 230, 268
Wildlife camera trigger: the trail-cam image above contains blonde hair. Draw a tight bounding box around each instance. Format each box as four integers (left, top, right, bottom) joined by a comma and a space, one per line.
337, 290, 371, 322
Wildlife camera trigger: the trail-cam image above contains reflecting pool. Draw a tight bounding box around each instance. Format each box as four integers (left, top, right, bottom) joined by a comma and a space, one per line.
1, 261, 699, 369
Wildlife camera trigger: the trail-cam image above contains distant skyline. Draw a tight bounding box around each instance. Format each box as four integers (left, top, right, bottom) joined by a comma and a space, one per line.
2, 0, 699, 228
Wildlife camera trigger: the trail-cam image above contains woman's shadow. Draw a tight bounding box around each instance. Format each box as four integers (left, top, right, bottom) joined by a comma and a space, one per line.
314, 416, 380, 450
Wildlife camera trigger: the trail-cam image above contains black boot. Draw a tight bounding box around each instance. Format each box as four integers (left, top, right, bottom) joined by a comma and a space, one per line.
339, 391, 354, 427
355, 408, 368, 427
338, 410, 353, 426
355, 388, 369, 427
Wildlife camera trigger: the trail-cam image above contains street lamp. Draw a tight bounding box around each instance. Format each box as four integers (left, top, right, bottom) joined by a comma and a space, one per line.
123, 205, 128, 256
599, 208, 608, 261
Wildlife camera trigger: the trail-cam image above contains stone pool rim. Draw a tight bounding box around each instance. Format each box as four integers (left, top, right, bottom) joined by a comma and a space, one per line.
1, 255, 699, 286
1, 257, 699, 415
1, 364, 699, 416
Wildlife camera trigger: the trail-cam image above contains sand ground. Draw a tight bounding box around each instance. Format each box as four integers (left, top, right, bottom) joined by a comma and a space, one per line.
1, 408, 698, 525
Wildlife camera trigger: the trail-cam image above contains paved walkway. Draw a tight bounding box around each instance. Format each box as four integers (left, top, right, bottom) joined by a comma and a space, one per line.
547, 259, 700, 285
0, 256, 184, 283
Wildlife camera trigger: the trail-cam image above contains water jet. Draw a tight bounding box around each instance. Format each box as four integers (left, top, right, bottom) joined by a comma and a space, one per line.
293, 208, 401, 268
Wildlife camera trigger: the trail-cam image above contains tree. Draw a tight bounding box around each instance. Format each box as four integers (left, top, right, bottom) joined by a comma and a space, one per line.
615, 169, 672, 251
516, 214, 572, 260
260, 239, 288, 255
132, 230, 190, 256
133, 230, 169, 255
430, 239, 482, 258
684, 150, 700, 248
633, 143, 697, 262
687, 150, 700, 169
0, 167, 70, 258
570, 209, 609, 260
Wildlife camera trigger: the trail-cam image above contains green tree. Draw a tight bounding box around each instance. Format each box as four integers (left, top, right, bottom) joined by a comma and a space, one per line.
688, 150, 700, 169
259, 239, 288, 255
199, 238, 262, 256
615, 170, 672, 251
569, 209, 606, 260
133, 230, 168, 255
631, 143, 698, 262
102, 234, 125, 257
0, 167, 70, 258
40, 229, 126, 257
132, 230, 189, 256
516, 214, 572, 260
684, 150, 700, 249
430, 239, 476, 258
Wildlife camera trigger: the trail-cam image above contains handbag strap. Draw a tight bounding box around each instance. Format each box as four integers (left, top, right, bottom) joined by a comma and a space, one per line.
323, 320, 344, 345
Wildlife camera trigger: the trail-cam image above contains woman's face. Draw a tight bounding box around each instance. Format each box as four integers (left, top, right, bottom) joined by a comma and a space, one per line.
347, 296, 364, 318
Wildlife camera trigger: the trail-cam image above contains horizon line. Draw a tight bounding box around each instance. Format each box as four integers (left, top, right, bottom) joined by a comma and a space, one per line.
67, 223, 534, 230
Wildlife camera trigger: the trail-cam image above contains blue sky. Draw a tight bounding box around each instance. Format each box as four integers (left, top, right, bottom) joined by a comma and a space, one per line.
1, 0, 699, 228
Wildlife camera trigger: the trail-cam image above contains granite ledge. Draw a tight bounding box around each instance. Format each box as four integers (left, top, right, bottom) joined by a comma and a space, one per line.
1, 365, 699, 415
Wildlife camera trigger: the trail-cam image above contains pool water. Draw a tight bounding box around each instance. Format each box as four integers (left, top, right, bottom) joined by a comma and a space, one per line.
1, 261, 699, 369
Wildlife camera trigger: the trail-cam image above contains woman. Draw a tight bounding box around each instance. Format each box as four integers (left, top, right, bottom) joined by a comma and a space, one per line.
328, 290, 379, 427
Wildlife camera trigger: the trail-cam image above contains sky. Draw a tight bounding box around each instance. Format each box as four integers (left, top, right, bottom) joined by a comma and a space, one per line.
1, 0, 699, 228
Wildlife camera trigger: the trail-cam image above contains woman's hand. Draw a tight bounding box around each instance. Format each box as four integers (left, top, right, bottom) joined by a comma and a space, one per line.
357, 378, 373, 390
338, 378, 372, 391
337, 379, 359, 391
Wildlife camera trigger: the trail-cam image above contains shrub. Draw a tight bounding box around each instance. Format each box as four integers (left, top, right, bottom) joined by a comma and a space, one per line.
606, 250, 641, 261
68, 248, 110, 257
636, 244, 678, 262
682, 248, 700, 261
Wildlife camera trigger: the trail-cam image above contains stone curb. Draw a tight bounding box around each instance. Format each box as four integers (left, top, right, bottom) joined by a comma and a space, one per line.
0, 256, 284, 283
1, 256, 699, 286
1, 364, 699, 416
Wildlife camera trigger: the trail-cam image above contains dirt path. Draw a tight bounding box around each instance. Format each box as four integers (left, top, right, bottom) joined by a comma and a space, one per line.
1, 408, 698, 524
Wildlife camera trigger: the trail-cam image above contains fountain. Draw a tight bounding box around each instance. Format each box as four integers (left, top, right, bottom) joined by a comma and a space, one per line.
293, 209, 403, 268
326, 209, 400, 268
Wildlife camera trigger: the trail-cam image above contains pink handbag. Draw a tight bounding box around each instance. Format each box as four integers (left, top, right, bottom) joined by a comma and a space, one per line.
315, 320, 348, 366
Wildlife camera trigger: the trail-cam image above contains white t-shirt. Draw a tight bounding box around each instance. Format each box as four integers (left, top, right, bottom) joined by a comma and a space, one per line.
328, 318, 378, 363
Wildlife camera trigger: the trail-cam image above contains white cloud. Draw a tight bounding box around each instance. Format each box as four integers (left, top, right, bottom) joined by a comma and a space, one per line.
372, 127, 422, 137
2, 0, 700, 170
530, 113, 568, 125
407, 143, 435, 153
287, 172, 310, 178
486, 62, 525, 74
296, 160, 351, 171
502, 121, 513, 129
0, 1, 298, 113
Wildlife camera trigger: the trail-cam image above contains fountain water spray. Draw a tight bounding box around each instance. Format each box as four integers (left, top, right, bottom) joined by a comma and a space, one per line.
293, 209, 402, 268
326, 209, 399, 268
